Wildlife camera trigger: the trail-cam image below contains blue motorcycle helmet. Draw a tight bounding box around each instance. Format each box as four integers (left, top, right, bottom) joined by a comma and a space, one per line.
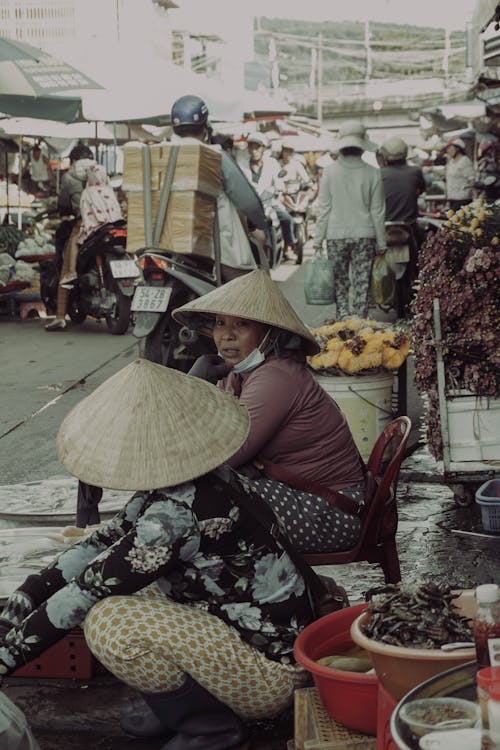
171, 95, 209, 136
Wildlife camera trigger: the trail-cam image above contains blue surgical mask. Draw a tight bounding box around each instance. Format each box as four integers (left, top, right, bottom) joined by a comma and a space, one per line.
229, 328, 273, 375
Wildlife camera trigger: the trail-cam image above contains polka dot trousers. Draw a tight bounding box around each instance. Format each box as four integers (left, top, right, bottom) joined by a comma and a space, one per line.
247, 478, 362, 553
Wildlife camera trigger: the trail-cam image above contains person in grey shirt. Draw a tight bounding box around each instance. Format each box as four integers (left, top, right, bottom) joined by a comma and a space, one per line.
313, 120, 385, 319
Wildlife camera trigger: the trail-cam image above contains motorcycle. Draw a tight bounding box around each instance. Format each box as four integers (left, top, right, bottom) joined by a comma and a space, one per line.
41, 219, 137, 335
279, 178, 313, 266
132, 232, 270, 369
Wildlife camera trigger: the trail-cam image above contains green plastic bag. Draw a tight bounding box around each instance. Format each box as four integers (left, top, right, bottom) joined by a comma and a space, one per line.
371, 252, 396, 306
304, 251, 335, 305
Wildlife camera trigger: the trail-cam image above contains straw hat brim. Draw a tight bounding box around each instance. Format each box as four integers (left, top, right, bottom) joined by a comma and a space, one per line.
57, 359, 250, 491
332, 135, 378, 152
172, 269, 320, 356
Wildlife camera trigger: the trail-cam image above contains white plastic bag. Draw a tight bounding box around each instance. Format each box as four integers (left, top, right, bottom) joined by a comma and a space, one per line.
216, 193, 256, 269
0, 692, 40, 749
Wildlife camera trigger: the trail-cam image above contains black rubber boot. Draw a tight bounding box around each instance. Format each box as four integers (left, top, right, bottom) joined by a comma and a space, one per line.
142, 675, 248, 750
119, 694, 175, 738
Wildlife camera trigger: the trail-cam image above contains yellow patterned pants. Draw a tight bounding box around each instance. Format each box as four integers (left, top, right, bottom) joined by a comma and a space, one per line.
83, 584, 310, 720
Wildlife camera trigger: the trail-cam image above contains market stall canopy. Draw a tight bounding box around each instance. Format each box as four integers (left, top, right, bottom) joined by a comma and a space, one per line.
420, 100, 487, 132
50, 45, 244, 125
0, 36, 102, 122
0, 117, 153, 143
81, 75, 242, 125
243, 91, 294, 120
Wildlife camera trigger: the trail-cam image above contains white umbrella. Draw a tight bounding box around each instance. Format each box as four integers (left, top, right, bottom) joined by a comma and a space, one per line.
81, 66, 243, 124
53, 45, 244, 125
0, 36, 102, 122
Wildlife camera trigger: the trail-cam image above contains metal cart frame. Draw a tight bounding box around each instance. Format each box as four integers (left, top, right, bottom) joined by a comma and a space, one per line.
433, 297, 498, 506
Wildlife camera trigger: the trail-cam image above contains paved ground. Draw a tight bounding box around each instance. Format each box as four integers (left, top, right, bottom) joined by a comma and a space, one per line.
1, 248, 499, 749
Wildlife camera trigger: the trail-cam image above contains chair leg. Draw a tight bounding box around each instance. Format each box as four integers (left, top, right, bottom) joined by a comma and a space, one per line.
380, 538, 401, 584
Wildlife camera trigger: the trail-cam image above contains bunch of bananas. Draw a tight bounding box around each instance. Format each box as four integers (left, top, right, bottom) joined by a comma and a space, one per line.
308, 317, 410, 375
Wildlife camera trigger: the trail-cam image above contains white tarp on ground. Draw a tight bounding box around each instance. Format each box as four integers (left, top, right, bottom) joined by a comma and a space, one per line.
0, 476, 126, 521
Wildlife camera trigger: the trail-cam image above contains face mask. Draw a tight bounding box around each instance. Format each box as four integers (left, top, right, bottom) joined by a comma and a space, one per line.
231, 328, 273, 375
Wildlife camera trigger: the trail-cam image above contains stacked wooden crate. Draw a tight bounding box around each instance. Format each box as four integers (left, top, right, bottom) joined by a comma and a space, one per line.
122, 142, 221, 256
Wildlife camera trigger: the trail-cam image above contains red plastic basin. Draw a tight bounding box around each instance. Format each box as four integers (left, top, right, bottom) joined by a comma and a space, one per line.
294, 603, 379, 735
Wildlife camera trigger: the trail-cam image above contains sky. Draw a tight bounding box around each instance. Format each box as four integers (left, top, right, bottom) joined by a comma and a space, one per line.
173, 0, 478, 32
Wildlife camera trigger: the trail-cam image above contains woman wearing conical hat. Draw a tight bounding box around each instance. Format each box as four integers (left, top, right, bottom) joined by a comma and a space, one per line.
0, 360, 315, 750
173, 269, 366, 555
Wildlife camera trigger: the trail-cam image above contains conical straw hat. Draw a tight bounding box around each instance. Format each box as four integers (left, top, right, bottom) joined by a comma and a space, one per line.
172, 269, 320, 355
57, 359, 250, 491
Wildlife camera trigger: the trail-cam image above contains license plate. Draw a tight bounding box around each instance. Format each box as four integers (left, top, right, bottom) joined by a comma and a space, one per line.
131, 285, 172, 312
110, 260, 140, 279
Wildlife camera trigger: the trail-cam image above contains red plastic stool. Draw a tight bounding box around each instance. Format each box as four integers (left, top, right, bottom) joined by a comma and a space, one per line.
376, 683, 398, 750
18, 299, 47, 319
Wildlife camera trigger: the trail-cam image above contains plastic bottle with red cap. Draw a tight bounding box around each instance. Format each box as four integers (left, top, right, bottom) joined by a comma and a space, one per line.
473, 584, 500, 668
477, 666, 500, 728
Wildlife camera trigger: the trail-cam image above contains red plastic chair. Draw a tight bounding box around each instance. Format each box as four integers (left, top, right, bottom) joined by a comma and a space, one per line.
303, 416, 412, 584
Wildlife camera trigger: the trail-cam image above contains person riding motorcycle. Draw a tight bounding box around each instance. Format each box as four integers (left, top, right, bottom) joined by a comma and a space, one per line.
46, 143, 96, 331
57, 143, 95, 218
278, 140, 312, 189
239, 132, 297, 261
170, 94, 268, 281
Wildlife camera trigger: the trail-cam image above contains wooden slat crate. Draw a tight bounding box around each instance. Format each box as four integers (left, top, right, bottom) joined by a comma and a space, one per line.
290, 687, 377, 750
122, 143, 221, 197
123, 142, 221, 256
126, 190, 216, 256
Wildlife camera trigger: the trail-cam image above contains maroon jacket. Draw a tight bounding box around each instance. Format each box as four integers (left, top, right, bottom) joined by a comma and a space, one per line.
219, 355, 363, 491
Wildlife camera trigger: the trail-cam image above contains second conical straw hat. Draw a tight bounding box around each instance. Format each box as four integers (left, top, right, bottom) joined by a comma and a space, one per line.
57, 359, 250, 491
172, 269, 320, 355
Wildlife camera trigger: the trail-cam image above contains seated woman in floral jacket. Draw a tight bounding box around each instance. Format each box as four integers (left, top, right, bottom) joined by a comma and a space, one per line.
0, 360, 313, 750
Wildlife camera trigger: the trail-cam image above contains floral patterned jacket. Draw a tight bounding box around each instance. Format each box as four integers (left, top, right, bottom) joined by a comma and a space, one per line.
0, 468, 313, 675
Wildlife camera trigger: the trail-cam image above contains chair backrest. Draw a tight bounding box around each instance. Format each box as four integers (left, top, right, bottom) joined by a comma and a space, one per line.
368, 416, 411, 491
360, 415, 412, 549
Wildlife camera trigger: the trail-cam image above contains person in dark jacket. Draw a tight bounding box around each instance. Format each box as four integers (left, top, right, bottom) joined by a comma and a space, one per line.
378, 137, 426, 314
378, 137, 426, 225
